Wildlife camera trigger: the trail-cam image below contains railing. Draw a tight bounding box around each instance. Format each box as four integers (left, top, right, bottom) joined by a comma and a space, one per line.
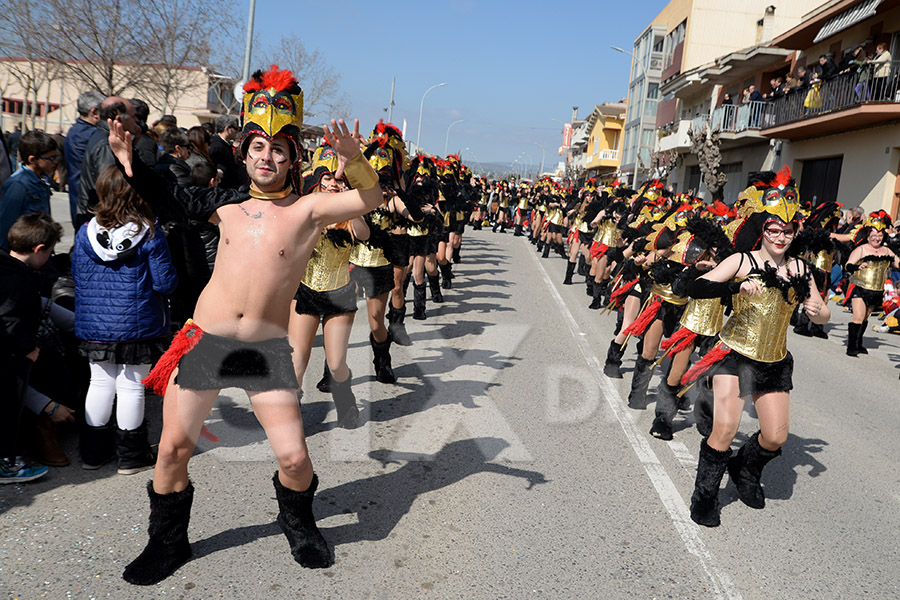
599, 149, 619, 160
764, 60, 900, 128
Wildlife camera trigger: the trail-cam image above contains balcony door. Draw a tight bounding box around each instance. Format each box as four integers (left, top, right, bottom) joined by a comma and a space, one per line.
799, 156, 843, 206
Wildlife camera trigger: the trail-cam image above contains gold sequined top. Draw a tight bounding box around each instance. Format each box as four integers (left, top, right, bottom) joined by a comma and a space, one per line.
301, 233, 352, 291
547, 207, 564, 226
574, 214, 590, 233
850, 256, 892, 291
408, 222, 428, 237
807, 249, 833, 274
479, 192, 488, 206
650, 282, 689, 306
719, 274, 798, 362
350, 208, 392, 268
517, 195, 529, 210
499, 192, 509, 209
680, 297, 724, 337
594, 219, 619, 246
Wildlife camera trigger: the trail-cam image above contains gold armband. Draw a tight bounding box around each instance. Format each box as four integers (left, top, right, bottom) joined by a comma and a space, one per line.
344, 153, 379, 191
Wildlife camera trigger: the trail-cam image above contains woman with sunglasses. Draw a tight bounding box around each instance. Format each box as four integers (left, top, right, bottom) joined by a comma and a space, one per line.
682, 168, 830, 527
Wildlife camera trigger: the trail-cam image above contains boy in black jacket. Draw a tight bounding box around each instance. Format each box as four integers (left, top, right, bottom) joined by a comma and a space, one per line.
0, 212, 62, 483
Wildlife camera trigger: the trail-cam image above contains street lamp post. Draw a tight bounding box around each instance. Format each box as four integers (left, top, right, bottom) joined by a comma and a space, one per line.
416, 82, 448, 149
241, 0, 258, 83
611, 45, 650, 186
533, 142, 546, 177
444, 119, 464, 155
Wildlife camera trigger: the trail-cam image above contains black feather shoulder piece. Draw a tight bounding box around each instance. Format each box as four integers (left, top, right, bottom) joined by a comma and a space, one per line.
757, 262, 811, 303
650, 259, 685, 285
324, 227, 354, 248
789, 227, 834, 257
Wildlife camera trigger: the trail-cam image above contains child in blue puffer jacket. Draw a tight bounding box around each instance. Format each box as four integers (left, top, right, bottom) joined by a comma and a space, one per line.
73, 165, 178, 475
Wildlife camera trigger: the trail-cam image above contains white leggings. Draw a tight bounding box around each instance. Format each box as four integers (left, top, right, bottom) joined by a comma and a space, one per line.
84, 361, 151, 430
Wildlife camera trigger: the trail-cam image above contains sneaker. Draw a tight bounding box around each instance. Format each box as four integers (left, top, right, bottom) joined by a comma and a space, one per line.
0, 458, 49, 484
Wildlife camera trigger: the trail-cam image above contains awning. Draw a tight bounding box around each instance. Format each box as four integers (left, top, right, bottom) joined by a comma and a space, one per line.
813, 0, 882, 43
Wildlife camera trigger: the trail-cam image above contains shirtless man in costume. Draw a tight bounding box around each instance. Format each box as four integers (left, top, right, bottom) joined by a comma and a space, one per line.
109, 66, 382, 585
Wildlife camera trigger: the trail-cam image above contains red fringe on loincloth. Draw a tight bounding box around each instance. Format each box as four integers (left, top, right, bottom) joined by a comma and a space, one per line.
590, 241, 609, 260
660, 327, 697, 355
622, 296, 662, 337
680, 342, 731, 386
143, 321, 204, 396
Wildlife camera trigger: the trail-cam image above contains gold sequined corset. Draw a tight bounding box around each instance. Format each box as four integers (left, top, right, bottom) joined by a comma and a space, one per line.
850, 257, 891, 292
548, 207, 564, 226
301, 234, 351, 291
650, 282, 689, 306
719, 275, 797, 362
517, 196, 529, 210
350, 241, 389, 268
594, 219, 619, 246
499, 194, 509, 209
479, 193, 488, 206
408, 222, 428, 237
573, 214, 590, 233
680, 297, 724, 337
807, 249, 833, 274
369, 208, 394, 232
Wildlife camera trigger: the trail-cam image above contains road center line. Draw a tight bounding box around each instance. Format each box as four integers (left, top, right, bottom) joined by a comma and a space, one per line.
528, 247, 742, 600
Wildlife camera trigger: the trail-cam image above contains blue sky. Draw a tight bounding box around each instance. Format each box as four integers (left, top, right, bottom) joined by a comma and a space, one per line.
245, 0, 665, 166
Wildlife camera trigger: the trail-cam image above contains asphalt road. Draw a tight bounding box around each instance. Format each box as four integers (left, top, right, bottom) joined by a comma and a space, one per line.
3, 199, 900, 599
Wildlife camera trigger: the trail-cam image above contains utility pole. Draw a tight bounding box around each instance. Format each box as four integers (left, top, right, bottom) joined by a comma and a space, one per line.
388, 76, 395, 123
241, 0, 257, 84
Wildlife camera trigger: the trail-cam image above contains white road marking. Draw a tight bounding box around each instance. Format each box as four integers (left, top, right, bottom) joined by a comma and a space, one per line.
529, 249, 743, 600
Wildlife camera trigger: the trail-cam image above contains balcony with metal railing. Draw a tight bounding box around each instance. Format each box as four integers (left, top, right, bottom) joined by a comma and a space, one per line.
761, 61, 900, 140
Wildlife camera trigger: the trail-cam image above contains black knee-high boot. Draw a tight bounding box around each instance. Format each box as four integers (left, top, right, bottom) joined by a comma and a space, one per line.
577, 254, 588, 276
388, 305, 411, 346
413, 282, 427, 320
514, 224, 523, 236
793, 309, 812, 336
316, 360, 331, 392
857, 319, 868, 354
602, 339, 625, 378
453, 246, 461, 262
116, 422, 156, 475
330, 370, 360, 428
728, 431, 781, 509
588, 280, 604, 309
370, 332, 396, 385
541, 242, 550, 258
428, 274, 444, 303
613, 307, 624, 336
847, 322, 860, 356
272, 472, 334, 568
650, 381, 679, 441
563, 261, 576, 285
627, 356, 654, 409
586, 277, 594, 297
123, 482, 194, 585
81, 423, 115, 470
693, 377, 714, 438
439, 263, 453, 289
690, 439, 731, 527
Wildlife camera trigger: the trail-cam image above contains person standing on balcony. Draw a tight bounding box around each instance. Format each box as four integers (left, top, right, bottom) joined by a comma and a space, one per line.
720, 93, 733, 106
869, 43, 893, 101
746, 85, 763, 103
817, 54, 839, 81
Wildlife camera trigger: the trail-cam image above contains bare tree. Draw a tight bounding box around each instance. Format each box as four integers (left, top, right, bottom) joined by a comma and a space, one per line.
688, 124, 727, 200
650, 149, 678, 180
262, 35, 350, 122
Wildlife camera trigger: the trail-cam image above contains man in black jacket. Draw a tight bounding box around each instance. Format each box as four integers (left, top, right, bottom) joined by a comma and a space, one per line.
154, 128, 193, 187
208, 115, 246, 190
75, 97, 140, 229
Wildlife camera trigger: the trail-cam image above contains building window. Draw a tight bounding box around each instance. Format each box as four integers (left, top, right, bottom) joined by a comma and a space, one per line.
799, 157, 843, 206
647, 83, 659, 100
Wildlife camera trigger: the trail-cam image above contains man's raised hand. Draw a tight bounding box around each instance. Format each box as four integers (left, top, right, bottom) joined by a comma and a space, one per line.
324, 118, 361, 180
107, 118, 134, 177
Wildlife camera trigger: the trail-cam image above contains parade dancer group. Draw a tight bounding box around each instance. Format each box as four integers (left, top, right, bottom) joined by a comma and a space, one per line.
97, 65, 483, 585
509, 166, 897, 527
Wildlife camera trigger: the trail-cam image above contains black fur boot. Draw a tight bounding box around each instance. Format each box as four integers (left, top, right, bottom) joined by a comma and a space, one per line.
514, 224, 523, 237
857, 319, 868, 354
563, 261, 576, 285
316, 360, 331, 392
690, 439, 731, 527
272, 472, 334, 568
846, 322, 860, 356
602, 339, 625, 378
793, 310, 813, 336
541, 242, 550, 259
413, 282, 427, 320
627, 356, 654, 409
330, 371, 360, 428
428, 274, 444, 303
649, 382, 680, 441
693, 377, 714, 438
81, 423, 115, 470
588, 281, 604, 309
727, 431, 781, 509
123, 482, 193, 585
577, 254, 588, 276
586, 278, 594, 297
809, 321, 828, 339
536, 239, 544, 252
388, 305, 411, 346
370, 332, 397, 385
115, 423, 155, 475
613, 307, 624, 336
439, 263, 453, 289
452, 246, 461, 263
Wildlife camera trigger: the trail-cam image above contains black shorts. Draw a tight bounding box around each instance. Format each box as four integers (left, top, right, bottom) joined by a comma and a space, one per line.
350, 264, 394, 298
657, 301, 687, 338
389, 233, 410, 267
548, 223, 565, 235
849, 286, 882, 309
175, 333, 298, 391
713, 349, 793, 397
452, 222, 466, 235
293, 281, 357, 316
409, 235, 429, 257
